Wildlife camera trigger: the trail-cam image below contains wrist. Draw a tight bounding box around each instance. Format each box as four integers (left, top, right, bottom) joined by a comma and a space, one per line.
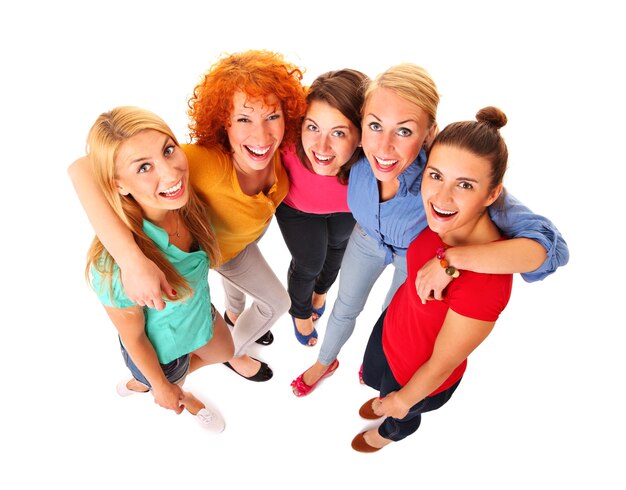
116, 246, 149, 271
436, 246, 460, 279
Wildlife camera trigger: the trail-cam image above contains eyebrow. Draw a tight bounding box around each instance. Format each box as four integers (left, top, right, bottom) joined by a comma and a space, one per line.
366, 113, 418, 126
427, 165, 479, 183
304, 116, 350, 130
128, 135, 171, 165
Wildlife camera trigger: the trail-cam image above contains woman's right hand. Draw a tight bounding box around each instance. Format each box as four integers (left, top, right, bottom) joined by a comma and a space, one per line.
120, 255, 174, 311
151, 381, 184, 414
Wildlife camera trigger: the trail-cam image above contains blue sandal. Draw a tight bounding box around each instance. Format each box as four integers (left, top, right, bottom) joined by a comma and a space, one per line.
292, 316, 318, 346
311, 301, 326, 321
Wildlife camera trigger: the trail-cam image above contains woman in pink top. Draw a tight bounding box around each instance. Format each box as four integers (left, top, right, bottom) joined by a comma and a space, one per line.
275, 69, 369, 346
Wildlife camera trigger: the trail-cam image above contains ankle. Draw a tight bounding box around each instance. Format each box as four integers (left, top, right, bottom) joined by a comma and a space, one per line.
312, 292, 326, 309
295, 316, 314, 334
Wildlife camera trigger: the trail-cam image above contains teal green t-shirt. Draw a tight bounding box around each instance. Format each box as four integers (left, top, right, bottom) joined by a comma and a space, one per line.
91, 220, 213, 364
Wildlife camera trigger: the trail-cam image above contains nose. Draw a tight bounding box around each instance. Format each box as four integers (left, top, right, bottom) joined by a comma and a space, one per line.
158, 159, 180, 182
251, 120, 273, 144
317, 133, 331, 153
377, 131, 394, 154
435, 184, 454, 203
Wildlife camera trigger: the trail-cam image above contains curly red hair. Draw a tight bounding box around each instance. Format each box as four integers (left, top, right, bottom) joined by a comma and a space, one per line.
188, 50, 307, 152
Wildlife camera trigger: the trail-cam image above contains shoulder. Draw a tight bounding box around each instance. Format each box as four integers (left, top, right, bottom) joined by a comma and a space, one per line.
183, 144, 230, 188
447, 270, 513, 321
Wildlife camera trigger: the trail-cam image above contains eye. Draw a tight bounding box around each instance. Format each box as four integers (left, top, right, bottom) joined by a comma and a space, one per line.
397, 127, 412, 137
236, 116, 251, 123
164, 145, 175, 157
428, 171, 442, 181
458, 181, 474, 190
137, 163, 151, 174
368, 121, 382, 132
267, 113, 281, 121
332, 130, 346, 138
305, 123, 318, 132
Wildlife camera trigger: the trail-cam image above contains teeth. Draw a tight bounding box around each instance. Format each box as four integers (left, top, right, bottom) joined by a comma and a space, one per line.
246, 146, 270, 156
161, 180, 182, 196
433, 204, 456, 215
375, 156, 398, 168
313, 152, 333, 162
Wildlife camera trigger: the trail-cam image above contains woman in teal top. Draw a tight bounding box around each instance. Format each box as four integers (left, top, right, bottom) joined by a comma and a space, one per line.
84, 106, 234, 433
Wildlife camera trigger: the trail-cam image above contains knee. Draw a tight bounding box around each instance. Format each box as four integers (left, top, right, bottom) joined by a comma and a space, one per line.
275, 288, 291, 316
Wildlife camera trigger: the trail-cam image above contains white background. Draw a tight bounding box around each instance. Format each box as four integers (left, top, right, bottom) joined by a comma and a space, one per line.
2, 1, 624, 488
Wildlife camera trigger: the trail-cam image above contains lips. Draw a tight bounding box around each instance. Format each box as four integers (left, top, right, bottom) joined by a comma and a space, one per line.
374, 156, 399, 173
430, 202, 457, 219
245, 144, 272, 160
159, 179, 184, 199
312, 151, 335, 166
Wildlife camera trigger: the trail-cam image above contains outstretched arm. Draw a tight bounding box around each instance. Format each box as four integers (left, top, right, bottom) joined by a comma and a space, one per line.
415, 191, 569, 302
104, 306, 184, 412
374, 309, 495, 420
69, 157, 173, 309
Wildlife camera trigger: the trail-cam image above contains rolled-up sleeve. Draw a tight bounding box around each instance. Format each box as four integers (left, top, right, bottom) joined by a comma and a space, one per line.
489, 191, 570, 283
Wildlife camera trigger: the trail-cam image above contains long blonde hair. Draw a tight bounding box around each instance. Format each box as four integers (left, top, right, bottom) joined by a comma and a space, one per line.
84, 106, 220, 301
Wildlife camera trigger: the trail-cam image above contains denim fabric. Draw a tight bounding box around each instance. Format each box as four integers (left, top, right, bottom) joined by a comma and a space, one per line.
119, 339, 190, 388
275, 202, 355, 319
317, 223, 407, 366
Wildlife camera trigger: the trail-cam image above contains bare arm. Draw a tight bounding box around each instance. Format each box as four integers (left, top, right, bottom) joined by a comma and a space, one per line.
415, 238, 546, 302
104, 305, 184, 413
68, 157, 172, 309
374, 309, 495, 419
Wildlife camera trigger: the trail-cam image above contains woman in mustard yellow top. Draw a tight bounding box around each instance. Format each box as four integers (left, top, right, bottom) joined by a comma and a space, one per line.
69, 50, 307, 381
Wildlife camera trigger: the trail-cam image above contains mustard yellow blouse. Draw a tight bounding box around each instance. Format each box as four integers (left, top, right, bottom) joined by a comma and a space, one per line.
182, 144, 288, 265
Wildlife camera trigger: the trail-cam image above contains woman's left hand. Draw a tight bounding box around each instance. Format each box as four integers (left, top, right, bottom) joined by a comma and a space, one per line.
415, 256, 453, 304
374, 391, 411, 420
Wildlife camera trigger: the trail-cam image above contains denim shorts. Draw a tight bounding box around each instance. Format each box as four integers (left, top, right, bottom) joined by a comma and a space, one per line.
119, 303, 217, 389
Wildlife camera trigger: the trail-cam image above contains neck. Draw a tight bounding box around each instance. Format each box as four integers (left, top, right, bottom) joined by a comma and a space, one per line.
439, 212, 501, 247
378, 178, 400, 202
144, 209, 177, 231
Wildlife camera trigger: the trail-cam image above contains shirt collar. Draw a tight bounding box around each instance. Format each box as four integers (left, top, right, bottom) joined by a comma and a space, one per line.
396, 148, 427, 196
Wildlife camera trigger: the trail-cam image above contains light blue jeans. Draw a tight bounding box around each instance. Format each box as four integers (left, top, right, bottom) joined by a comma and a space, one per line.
317, 223, 408, 366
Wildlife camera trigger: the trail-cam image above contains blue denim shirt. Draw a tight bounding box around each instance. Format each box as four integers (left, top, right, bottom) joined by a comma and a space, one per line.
347, 152, 569, 282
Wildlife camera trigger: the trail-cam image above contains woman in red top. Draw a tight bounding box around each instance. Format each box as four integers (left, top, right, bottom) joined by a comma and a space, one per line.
352, 106, 515, 453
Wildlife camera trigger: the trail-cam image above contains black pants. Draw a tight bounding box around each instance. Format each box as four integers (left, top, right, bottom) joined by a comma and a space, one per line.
275, 203, 355, 319
362, 308, 461, 442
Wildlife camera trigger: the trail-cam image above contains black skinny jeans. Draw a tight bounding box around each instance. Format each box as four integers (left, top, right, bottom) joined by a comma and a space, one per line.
275, 203, 355, 319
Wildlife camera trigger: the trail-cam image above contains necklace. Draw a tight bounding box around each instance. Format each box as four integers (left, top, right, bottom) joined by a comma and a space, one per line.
168, 211, 180, 238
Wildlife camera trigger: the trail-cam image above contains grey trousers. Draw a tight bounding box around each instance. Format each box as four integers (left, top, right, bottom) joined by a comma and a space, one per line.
215, 241, 290, 357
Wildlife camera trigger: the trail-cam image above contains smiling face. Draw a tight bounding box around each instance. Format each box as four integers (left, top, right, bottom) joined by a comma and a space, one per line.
114, 129, 189, 222
226, 91, 285, 174
300, 100, 361, 177
421, 144, 502, 243
361, 87, 434, 184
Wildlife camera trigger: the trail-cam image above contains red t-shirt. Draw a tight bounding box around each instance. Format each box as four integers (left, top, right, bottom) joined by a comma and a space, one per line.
382, 227, 513, 395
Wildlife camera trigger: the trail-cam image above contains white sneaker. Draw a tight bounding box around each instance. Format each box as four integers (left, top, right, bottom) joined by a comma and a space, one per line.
116, 380, 137, 397
195, 408, 225, 433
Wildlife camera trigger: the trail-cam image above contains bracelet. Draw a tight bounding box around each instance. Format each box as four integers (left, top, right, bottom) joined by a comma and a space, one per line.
435, 246, 460, 278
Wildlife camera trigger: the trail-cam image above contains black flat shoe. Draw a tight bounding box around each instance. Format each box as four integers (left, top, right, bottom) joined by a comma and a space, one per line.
255, 330, 274, 346
223, 357, 273, 382
223, 311, 274, 346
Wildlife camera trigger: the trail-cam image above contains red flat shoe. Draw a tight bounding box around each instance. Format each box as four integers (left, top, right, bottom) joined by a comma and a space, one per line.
290, 359, 339, 397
